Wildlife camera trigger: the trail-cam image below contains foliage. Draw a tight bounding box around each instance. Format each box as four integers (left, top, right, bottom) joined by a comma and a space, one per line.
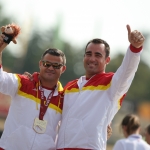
0, 2, 150, 103
106, 53, 150, 102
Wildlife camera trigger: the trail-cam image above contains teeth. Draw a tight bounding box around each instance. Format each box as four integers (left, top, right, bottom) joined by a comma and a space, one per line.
88, 63, 95, 65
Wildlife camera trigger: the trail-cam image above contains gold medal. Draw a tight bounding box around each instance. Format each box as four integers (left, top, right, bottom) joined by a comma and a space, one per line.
33, 118, 47, 134
33, 83, 55, 134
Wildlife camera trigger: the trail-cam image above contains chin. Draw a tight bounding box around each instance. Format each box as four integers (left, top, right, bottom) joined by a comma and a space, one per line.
86, 71, 96, 77
87, 69, 97, 74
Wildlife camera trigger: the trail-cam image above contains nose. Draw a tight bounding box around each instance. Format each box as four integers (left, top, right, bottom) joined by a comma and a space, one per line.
89, 55, 96, 62
47, 65, 54, 70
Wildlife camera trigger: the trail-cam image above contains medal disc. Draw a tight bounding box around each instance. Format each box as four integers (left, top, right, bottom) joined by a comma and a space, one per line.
33, 118, 47, 134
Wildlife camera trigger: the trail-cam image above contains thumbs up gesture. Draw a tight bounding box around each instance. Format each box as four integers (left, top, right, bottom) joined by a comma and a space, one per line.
126, 25, 145, 48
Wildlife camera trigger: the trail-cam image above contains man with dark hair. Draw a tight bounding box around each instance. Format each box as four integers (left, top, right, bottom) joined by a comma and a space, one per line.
84, 38, 110, 58
0, 47, 66, 150
56, 25, 145, 150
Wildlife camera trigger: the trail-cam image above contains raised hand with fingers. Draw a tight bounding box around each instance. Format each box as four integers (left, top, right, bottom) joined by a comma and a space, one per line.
126, 24, 145, 48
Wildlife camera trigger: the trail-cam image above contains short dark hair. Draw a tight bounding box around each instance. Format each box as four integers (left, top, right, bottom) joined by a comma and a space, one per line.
121, 114, 140, 135
41, 48, 66, 65
85, 38, 110, 58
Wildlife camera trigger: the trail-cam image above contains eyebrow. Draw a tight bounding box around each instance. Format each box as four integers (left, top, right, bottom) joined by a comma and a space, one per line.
85, 51, 103, 55
42, 60, 62, 64
95, 52, 102, 55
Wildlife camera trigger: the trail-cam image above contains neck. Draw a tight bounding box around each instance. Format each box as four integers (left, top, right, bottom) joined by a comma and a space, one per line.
39, 77, 57, 89
127, 129, 140, 138
41, 82, 56, 89
131, 130, 140, 135
86, 71, 105, 79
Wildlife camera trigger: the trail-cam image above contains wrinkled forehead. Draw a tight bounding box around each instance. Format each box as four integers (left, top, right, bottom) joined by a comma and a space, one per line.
86, 43, 105, 50
86, 43, 106, 54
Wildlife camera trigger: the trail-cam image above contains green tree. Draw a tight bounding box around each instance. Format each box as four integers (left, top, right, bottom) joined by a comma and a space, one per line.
0, 4, 17, 71
1, 2, 150, 102
106, 53, 150, 102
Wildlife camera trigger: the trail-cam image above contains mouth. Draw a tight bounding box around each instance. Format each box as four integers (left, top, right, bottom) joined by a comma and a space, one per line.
87, 63, 96, 67
46, 71, 55, 75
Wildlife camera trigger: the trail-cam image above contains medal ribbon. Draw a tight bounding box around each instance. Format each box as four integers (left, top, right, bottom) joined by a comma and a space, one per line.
38, 83, 55, 120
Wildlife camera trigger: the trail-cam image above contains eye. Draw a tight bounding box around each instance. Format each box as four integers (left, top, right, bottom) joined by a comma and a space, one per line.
96, 54, 101, 57
52, 63, 59, 67
95, 53, 103, 58
85, 53, 91, 56
45, 63, 51, 67
53, 63, 63, 69
42, 61, 51, 67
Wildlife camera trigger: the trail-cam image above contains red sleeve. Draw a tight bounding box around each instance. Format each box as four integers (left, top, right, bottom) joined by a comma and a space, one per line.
130, 44, 142, 53
64, 80, 78, 90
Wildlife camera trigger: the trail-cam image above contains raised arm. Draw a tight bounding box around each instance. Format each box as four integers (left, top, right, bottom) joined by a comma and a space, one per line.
0, 30, 20, 96
0, 34, 5, 64
108, 25, 145, 102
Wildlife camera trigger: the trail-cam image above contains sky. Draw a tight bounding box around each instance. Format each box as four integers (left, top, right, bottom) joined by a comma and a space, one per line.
1, 0, 150, 65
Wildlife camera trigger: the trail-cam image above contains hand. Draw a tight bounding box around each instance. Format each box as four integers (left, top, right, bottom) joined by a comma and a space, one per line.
0, 34, 4, 47
23, 72, 33, 81
107, 124, 112, 140
126, 24, 145, 48
0, 34, 8, 53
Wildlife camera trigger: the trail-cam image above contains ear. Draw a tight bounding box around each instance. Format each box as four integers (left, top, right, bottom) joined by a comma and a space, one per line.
106, 56, 110, 65
39, 60, 42, 69
138, 127, 141, 133
61, 65, 66, 74
122, 125, 127, 131
1, 26, 5, 32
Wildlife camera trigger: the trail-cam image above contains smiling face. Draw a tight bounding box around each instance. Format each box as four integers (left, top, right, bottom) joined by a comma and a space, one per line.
83, 43, 110, 78
39, 53, 66, 87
